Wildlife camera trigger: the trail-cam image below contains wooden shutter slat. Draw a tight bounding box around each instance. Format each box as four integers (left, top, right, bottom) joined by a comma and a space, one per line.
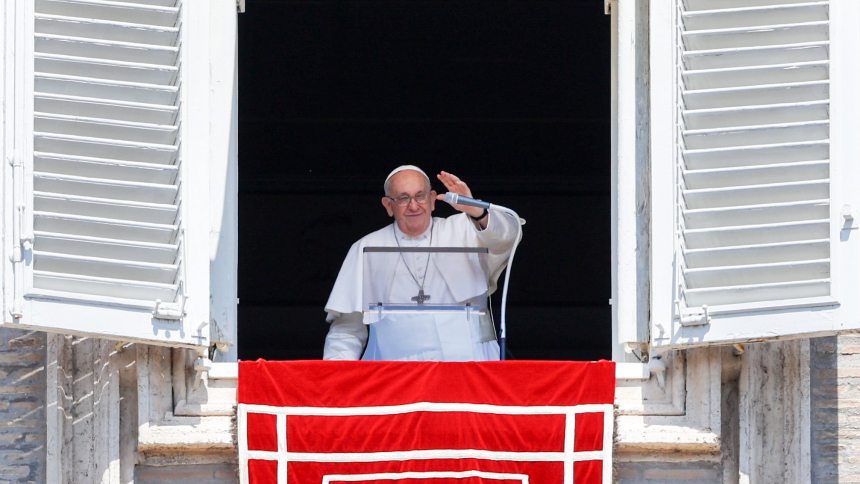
34, 173, 177, 204
33, 232, 178, 264
684, 160, 829, 189
684, 279, 830, 307
34, 133, 177, 163
35, 14, 179, 45
682, 3, 829, 31
34, 152, 177, 184
34, 251, 178, 283
34, 113, 177, 144
35, 34, 179, 65
683, 42, 828, 70
684, 200, 829, 229
33, 271, 178, 301
34, 212, 177, 243
682, 121, 830, 150
684, 259, 829, 288
683, 101, 829, 130
683, 140, 829, 170
682, 22, 828, 51
683, 61, 829, 90
685, 239, 830, 268
35, 94, 178, 124
683, 220, 829, 249
35, 74, 178, 105
683, 180, 829, 209
36, 54, 178, 85
117, 0, 177, 7
682, 121, 828, 150
684, 0, 817, 10
34, 192, 177, 224
36, 0, 180, 27
683, 80, 829, 109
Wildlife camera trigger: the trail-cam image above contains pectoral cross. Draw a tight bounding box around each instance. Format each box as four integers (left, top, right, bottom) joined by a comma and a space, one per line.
411, 289, 431, 305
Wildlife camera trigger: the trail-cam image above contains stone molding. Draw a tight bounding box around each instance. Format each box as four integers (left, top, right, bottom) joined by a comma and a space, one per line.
616, 348, 722, 455
46, 337, 727, 477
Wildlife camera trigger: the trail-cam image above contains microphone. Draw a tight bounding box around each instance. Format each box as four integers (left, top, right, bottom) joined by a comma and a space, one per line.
444, 192, 491, 210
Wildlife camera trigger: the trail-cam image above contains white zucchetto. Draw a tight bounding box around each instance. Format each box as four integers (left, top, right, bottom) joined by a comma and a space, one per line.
384, 165, 429, 191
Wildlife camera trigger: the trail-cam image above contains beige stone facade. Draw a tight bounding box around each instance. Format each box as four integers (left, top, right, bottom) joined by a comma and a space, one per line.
3, 330, 860, 483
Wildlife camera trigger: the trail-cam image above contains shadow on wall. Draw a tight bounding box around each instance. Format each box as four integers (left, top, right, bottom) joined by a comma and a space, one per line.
0, 328, 47, 483
811, 335, 840, 483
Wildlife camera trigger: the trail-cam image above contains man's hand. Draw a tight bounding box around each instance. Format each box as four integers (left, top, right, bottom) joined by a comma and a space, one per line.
436, 171, 486, 221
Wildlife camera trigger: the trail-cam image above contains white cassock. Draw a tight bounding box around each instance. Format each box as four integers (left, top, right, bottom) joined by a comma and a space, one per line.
323, 210, 520, 361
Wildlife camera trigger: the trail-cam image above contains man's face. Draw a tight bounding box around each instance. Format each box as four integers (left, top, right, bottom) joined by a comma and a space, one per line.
382, 170, 436, 237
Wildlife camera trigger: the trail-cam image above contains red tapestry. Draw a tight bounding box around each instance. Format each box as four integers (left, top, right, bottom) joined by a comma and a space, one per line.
238, 361, 615, 484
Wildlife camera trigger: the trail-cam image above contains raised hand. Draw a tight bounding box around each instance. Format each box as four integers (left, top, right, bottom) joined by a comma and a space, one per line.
436, 171, 484, 219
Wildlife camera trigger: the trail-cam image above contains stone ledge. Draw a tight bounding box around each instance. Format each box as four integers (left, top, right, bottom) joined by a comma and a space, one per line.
209, 363, 238, 379
616, 362, 649, 380
615, 418, 721, 454
616, 431, 721, 454
174, 400, 237, 417
138, 415, 235, 461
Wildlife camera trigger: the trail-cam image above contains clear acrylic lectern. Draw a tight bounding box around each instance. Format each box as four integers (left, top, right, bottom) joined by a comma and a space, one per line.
362, 247, 490, 325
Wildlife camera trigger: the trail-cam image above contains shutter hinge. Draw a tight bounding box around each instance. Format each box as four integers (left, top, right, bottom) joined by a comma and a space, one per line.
10, 153, 33, 264
11, 205, 29, 263
8, 154, 28, 320
679, 304, 711, 327
237, 0, 245, 13
153, 294, 187, 320
18, 204, 33, 246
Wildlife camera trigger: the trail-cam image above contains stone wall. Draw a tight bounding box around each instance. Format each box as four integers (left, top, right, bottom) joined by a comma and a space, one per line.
135, 464, 237, 484
0, 328, 46, 484
616, 461, 722, 483
811, 334, 860, 483
3, 327, 859, 484
614, 334, 860, 484
614, 340, 809, 484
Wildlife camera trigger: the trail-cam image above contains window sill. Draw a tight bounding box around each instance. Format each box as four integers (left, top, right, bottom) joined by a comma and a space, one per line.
615, 362, 649, 380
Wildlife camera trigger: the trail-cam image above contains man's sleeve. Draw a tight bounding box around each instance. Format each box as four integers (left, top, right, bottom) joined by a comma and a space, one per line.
323, 312, 367, 360
470, 211, 522, 294
474, 210, 521, 254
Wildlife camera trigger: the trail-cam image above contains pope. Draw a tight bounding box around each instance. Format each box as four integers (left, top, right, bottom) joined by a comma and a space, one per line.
323, 165, 521, 361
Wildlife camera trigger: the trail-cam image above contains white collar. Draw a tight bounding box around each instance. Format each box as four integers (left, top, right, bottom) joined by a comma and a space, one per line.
393, 217, 433, 240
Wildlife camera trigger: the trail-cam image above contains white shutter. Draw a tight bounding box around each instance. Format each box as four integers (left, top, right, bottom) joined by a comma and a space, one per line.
2, 0, 235, 349
650, 0, 860, 349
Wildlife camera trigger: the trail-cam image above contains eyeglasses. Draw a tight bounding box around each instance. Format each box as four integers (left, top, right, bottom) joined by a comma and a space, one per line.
386, 192, 432, 207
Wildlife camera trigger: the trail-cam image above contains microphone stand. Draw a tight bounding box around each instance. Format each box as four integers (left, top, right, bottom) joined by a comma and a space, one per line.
488, 204, 524, 361
444, 193, 525, 361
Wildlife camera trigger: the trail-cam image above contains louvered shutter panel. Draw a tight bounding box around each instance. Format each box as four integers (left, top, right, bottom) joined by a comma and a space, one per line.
678, 0, 831, 310
651, 0, 860, 348
2, 0, 235, 349
32, 0, 183, 302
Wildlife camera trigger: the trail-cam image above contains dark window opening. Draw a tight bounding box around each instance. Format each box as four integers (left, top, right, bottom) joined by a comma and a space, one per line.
237, 0, 611, 361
